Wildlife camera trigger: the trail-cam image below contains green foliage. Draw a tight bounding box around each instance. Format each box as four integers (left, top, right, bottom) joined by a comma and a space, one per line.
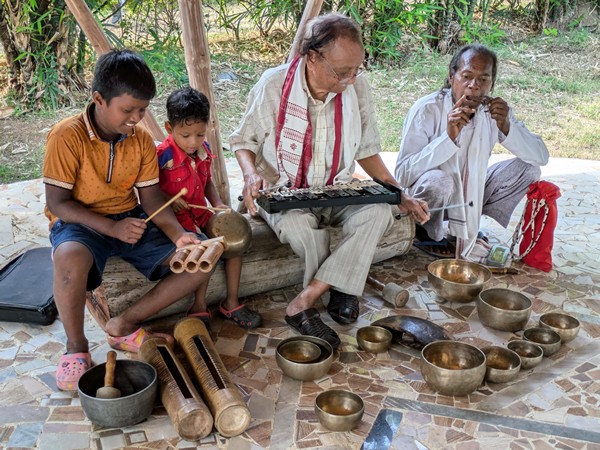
6, 0, 76, 109
204, 0, 303, 39
340, 0, 442, 62
139, 45, 189, 96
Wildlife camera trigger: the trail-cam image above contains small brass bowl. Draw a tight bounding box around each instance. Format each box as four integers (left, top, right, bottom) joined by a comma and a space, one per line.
421, 341, 486, 396
539, 313, 580, 344
428, 259, 492, 303
478, 288, 532, 331
482, 346, 521, 383
357, 326, 392, 353
278, 340, 322, 363
315, 390, 364, 431
276, 336, 334, 381
507, 340, 544, 370
523, 327, 561, 356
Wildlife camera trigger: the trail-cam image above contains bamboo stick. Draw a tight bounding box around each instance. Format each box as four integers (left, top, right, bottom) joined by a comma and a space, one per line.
144, 188, 188, 223
188, 204, 230, 212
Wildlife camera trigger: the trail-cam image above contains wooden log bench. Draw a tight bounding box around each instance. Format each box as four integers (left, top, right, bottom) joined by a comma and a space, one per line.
86, 209, 414, 327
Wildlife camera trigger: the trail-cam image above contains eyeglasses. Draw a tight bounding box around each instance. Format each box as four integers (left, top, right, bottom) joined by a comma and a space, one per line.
317, 52, 365, 83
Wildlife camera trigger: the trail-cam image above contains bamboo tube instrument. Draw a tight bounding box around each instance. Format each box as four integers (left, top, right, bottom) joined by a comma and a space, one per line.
169, 237, 227, 274
174, 317, 251, 437
139, 337, 213, 441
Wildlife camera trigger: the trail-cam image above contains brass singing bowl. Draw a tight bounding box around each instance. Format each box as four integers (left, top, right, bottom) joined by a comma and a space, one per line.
482, 346, 521, 383
276, 336, 334, 381
356, 326, 392, 353
315, 390, 364, 431
507, 340, 544, 370
421, 341, 486, 396
428, 259, 492, 303
278, 340, 322, 364
204, 209, 252, 259
478, 288, 532, 331
523, 327, 562, 356
539, 313, 580, 344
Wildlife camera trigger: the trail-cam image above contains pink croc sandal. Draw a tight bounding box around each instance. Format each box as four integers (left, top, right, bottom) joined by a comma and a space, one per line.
106, 328, 174, 353
56, 352, 92, 391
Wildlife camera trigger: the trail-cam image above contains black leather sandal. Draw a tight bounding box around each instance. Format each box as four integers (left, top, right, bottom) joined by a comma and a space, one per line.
285, 308, 341, 350
327, 289, 359, 325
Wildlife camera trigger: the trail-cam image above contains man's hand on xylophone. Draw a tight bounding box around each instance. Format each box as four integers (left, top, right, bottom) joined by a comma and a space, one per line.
399, 193, 430, 225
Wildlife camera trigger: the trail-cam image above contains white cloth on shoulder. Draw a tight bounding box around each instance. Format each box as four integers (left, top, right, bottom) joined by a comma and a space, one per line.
276, 57, 362, 188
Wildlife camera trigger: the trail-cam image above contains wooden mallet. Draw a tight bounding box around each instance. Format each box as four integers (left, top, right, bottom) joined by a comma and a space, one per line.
366, 275, 410, 308
144, 187, 188, 223
96, 350, 121, 399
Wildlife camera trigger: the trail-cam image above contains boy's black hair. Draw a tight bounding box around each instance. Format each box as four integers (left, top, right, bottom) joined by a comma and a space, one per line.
166, 87, 210, 127
92, 49, 156, 103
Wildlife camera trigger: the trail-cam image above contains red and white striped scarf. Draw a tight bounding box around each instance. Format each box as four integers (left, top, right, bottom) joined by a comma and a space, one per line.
275, 56, 343, 188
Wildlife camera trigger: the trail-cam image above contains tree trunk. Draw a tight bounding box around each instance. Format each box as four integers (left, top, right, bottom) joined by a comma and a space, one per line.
0, 0, 82, 108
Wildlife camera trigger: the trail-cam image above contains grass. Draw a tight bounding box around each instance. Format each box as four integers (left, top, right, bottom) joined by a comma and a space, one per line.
1, 29, 599, 184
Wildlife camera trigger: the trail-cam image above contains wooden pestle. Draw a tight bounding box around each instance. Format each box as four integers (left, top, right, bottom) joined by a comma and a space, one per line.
96, 350, 121, 399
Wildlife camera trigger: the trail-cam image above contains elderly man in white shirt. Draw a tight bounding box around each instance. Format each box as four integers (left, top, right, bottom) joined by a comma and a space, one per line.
395, 44, 549, 262
231, 13, 429, 349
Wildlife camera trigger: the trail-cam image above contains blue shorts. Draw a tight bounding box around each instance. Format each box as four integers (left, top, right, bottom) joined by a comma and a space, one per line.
49, 206, 174, 291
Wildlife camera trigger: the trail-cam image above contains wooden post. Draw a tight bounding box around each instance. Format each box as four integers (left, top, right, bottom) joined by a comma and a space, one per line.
287, 0, 324, 63
178, 0, 231, 206
64, 0, 165, 142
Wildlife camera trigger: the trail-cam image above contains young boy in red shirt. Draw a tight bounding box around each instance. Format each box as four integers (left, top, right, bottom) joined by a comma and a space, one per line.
44, 50, 215, 390
157, 87, 262, 329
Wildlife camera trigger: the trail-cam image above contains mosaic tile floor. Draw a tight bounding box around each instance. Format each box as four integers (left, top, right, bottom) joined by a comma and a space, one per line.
1, 155, 599, 450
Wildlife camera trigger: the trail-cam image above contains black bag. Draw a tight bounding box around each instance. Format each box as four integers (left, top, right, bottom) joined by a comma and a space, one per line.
0, 247, 57, 325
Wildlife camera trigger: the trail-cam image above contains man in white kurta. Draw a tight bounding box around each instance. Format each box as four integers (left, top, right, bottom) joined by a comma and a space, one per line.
231, 13, 429, 349
395, 44, 549, 261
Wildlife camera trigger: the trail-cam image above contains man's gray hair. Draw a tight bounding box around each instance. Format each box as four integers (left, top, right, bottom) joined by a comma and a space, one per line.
299, 13, 363, 56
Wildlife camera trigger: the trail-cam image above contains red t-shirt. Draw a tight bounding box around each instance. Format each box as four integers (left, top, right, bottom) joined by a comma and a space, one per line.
157, 135, 216, 231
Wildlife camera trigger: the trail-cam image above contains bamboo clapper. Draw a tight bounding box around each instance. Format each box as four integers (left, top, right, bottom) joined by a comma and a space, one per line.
169, 236, 227, 274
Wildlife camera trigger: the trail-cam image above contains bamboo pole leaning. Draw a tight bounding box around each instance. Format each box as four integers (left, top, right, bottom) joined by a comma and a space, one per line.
178, 0, 231, 206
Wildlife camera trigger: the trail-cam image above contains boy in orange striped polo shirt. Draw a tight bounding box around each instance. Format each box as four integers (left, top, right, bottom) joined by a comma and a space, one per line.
43, 50, 216, 390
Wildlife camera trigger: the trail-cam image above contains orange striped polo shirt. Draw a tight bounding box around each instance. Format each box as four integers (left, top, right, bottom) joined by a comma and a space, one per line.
43, 103, 159, 226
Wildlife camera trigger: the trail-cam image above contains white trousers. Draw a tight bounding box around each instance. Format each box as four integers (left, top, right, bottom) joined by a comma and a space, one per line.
259, 203, 394, 296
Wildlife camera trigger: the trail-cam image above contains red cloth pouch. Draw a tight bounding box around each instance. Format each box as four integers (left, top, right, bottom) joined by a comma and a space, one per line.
511, 181, 561, 272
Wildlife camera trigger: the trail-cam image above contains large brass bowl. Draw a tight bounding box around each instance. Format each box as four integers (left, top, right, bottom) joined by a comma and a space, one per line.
523, 327, 561, 356
276, 336, 334, 381
507, 340, 544, 370
482, 346, 521, 383
478, 288, 532, 331
205, 210, 252, 259
421, 341, 486, 396
315, 390, 364, 431
539, 313, 580, 344
428, 259, 492, 303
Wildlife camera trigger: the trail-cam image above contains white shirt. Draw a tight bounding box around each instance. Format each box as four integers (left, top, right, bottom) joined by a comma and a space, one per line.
395, 89, 549, 257
229, 61, 382, 187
